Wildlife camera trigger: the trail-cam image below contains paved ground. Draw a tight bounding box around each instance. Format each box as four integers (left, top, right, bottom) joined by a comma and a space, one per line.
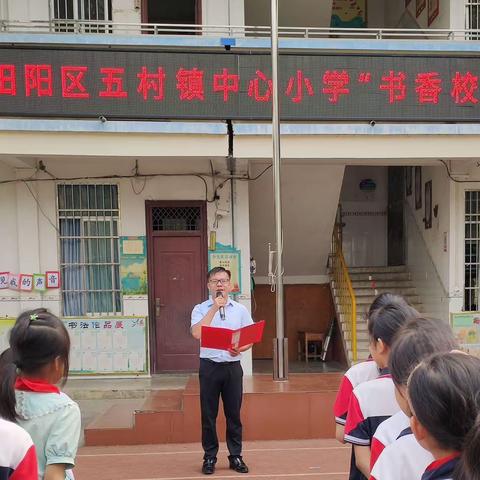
76, 439, 350, 480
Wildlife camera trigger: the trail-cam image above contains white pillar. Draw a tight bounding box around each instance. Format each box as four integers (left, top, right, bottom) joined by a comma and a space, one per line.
233, 160, 254, 375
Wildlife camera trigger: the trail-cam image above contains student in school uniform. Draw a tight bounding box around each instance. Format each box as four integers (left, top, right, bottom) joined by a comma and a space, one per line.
334, 293, 411, 441
0, 418, 38, 480
369, 317, 458, 480
344, 302, 418, 479
408, 352, 480, 480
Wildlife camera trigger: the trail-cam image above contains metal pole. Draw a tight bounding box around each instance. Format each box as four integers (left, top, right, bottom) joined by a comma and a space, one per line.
271, 0, 288, 381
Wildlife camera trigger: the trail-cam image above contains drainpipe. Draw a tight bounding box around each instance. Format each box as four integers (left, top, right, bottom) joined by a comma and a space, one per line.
227, 120, 235, 248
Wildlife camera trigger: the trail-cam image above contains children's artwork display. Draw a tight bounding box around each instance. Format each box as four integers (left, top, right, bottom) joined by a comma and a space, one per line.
65, 317, 148, 375
451, 312, 480, 357
331, 0, 366, 28
1, 316, 148, 375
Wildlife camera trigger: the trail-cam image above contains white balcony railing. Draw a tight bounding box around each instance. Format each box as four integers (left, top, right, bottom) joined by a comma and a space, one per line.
1, 20, 480, 40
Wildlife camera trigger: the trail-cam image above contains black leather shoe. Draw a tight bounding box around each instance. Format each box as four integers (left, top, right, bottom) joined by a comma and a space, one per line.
229, 456, 249, 473
202, 458, 216, 475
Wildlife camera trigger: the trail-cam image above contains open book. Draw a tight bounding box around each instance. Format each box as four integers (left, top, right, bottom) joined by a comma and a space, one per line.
201, 320, 265, 351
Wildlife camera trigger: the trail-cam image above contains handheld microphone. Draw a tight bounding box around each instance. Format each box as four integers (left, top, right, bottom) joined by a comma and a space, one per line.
216, 290, 226, 321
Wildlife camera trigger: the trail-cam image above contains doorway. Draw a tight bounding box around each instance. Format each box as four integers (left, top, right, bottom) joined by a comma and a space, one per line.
141, 0, 201, 26
146, 201, 207, 372
340, 166, 405, 267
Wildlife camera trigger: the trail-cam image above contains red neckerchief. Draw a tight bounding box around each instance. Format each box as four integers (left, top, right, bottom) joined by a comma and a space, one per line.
15, 377, 60, 394
426, 453, 461, 472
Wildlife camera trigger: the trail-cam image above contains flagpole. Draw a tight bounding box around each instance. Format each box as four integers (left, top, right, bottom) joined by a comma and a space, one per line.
271, 0, 288, 381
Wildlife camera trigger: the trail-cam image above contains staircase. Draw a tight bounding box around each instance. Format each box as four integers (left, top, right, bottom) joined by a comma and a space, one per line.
332, 265, 422, 364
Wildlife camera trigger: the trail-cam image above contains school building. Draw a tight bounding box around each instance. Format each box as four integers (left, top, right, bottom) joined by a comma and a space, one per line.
0, 0, 480, 422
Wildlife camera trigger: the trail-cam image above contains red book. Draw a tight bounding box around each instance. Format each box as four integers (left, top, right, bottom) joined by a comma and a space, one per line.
201, 320, 265, 350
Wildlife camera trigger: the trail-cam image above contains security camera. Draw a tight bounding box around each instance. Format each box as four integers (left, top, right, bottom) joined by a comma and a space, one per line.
369, 120, 376, 127
99, 115, 107, 123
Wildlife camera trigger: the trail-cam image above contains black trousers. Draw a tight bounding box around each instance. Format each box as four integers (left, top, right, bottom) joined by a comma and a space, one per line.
199, 358, 243, 459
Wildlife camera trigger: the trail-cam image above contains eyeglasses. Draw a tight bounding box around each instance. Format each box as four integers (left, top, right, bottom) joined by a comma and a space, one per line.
209, 279, 230, 285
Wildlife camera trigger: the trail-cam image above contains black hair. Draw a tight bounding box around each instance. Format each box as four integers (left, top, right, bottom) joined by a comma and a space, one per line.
408, 353, 480, 480
367, 302, 419, 347
367, 292, 411, 320
207, 266, 231, 281
0, 308, 70, 422
389, 317, 458, 386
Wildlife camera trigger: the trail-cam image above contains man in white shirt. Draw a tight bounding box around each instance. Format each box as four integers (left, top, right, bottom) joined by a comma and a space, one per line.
191, 267, 253, 475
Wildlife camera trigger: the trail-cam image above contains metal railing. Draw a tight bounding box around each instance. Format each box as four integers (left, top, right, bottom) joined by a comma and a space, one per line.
1, 19, 480, 40
330, 211, 357, 362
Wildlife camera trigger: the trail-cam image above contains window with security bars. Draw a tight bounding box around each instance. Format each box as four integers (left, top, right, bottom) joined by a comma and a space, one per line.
465, 191, 480, 311
58, 184, 121, 316
152, 207, 201, 231
466, 2, 480, 40
51, 0, 112, 32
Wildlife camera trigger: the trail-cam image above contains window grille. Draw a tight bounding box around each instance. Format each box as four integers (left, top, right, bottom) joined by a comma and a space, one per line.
51, 0, 112, 32
152, 207, 201, 231
466, 2, 480, 40
465, 191, 480, 311
58, 184, 121, 316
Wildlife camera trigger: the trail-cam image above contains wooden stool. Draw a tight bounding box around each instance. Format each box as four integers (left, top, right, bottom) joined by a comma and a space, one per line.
297, 331, 326, 363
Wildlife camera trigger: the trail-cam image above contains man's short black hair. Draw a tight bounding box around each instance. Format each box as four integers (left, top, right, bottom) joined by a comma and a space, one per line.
207, 267, 231, 281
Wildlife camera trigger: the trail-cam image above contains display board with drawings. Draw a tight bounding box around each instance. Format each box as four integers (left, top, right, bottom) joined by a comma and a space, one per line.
0, 317, 148, 376
450, 312, 480, 358
65, 317, 148, 375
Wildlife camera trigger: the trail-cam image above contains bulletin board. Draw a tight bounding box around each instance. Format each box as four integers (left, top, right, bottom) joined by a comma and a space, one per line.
120, 236, 147, 295
0, 316, 148, 376
450, 312, 480, 358
0, 318, 15, 354
65, 317, 148, 376
208, 243, 242, 294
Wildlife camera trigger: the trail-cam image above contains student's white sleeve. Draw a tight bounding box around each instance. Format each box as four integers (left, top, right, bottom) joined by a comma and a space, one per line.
45, 403, 81, 469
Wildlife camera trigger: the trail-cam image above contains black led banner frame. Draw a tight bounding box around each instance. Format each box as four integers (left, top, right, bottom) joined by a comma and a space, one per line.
1, 46, 480, 121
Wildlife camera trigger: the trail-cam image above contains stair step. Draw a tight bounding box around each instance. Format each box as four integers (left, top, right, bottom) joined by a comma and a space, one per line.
349, 280, 415, 289
348, 265, 408, 274
343, 330, 369, 341
349, 350, 371, 362
353, 287, 417, 296
348, 272, 412, 281
140, 390, 183, 412
86, 400, 141, 430
355, 295, 420, 306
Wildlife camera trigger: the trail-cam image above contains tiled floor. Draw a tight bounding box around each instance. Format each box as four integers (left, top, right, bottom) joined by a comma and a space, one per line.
76, 439, 351, 480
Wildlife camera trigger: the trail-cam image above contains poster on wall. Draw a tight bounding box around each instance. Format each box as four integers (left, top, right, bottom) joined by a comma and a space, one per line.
64, 317, 148, 375
428, 0, 439, 25
424, 180, 432, 229
415, 166, 422, 210
451, 313, 480, 358
330, 0, 366, 28
208, 244, 242, 294
416, 0, 426, 17
120, 236, 147, 295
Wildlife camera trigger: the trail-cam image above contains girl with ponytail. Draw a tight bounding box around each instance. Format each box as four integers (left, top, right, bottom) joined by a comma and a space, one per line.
0, 308, 80, 480
407, 352, 480, 480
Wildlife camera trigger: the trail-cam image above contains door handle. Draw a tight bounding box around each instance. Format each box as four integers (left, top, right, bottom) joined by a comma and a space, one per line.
155, 298, 166, 316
